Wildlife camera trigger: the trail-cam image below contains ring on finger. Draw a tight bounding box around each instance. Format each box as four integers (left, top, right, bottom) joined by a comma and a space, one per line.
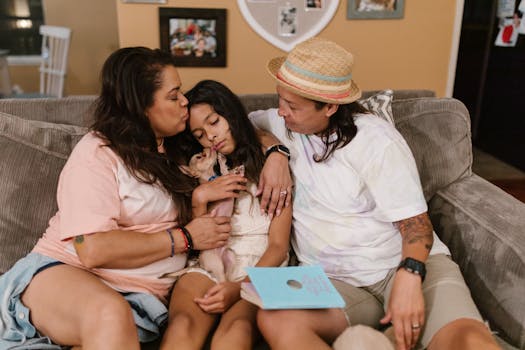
279, 190, 287, 196
411, 324, 421, 330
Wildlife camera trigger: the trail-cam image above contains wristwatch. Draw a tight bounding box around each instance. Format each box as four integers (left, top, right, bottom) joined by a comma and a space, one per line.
265, 144, 290, 160
397, 257, 426, 282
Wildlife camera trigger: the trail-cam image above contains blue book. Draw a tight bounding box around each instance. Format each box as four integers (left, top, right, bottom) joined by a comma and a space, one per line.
240, 265, 345, 309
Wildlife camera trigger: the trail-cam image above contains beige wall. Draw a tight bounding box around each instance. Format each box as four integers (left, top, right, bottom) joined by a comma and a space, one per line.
8, 0, 119, 95
118, 0, 458, 97
9, 0, 458, 97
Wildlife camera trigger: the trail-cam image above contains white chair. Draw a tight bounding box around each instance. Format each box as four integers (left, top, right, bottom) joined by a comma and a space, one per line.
38, 25, 72, 98
0, 49, 11, 97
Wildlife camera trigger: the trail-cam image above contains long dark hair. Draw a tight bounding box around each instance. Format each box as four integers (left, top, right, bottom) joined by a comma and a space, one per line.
175, 80, 265, 184
91, 47, 196, 225
310, 101, 369, 162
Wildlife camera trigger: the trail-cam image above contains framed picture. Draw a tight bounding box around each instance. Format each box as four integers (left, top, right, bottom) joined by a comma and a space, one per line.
347, 0, 404, 19
123, 0, 166, 3
237, 0, 339, 52
159, 7, 227, 67
305, 0, 324, 10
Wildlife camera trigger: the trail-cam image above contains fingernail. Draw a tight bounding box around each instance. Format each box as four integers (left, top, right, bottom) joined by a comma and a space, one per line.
260, 209, 265, 215
269, 213, 273, 220
276, 209, 281, 216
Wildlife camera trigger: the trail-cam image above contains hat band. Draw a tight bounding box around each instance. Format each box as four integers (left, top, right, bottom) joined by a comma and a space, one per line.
279, 66, 352, 94
284, 60, 353, 82
276, 71, 352, 100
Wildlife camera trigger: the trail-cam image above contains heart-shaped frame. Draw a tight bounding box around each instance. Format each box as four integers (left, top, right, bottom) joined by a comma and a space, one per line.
237, 0, 340, 52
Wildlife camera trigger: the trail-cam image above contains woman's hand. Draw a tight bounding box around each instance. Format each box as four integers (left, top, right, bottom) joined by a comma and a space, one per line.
185, 215, 232, 251
257, 153, 293, 219
194, 281, 241, 313
380, 269, 425, 350
192, 174, 247, 207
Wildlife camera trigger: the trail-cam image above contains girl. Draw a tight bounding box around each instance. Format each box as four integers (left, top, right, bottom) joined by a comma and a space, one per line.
164, 80, 292, 350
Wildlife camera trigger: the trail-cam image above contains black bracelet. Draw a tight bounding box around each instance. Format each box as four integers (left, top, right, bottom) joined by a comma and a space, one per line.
179, 226, 194, 251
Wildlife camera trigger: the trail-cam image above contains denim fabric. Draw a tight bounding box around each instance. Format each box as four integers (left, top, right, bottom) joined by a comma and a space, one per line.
1, 336, 62, 350
0, 253, 168, 348
124, 292, 168, 343
0, 253, 58, 347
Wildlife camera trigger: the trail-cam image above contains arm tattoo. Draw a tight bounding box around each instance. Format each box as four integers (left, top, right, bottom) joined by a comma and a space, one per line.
395, 213, 433, 251
74, 235, 85, 244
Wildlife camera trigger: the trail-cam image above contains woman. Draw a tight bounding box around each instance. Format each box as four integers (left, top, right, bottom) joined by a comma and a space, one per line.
0, 47, 291, 349
161, 80, 291, 350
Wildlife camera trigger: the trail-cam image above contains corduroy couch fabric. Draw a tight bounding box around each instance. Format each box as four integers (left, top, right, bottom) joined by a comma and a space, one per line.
0, 90, 523, 350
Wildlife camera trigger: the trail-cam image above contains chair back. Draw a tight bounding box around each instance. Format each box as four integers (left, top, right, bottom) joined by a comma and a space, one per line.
39, 25, 72, 98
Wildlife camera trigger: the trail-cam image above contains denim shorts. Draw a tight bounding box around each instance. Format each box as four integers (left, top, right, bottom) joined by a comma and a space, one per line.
0, 252, 168, 349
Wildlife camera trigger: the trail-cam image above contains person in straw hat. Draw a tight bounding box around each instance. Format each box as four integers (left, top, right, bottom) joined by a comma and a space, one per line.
250, 37, 500, 350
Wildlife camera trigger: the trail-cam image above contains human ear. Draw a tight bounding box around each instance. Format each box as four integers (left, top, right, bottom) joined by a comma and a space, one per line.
325, 104, 339, 118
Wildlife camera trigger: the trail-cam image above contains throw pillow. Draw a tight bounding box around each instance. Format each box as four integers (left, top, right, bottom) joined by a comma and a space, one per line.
358, 89, 395, 125
0, 111, 87, 274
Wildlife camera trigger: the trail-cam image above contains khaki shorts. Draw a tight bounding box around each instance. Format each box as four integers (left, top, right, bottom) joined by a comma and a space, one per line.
331, 254, 483, 349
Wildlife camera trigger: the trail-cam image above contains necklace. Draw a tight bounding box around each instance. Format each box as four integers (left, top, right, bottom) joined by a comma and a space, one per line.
157, 138, 164, 148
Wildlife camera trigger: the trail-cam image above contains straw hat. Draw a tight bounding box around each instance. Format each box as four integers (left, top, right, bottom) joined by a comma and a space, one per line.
267, 37, 362, 104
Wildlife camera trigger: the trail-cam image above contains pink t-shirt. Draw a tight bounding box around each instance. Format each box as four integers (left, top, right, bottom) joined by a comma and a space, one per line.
33, 132, 186, 303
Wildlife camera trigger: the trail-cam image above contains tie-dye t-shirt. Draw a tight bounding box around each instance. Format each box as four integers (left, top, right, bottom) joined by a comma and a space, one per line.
249, 109, 449, 286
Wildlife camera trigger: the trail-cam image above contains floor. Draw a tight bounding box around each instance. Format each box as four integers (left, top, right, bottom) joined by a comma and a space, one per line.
472, 148, 525, 203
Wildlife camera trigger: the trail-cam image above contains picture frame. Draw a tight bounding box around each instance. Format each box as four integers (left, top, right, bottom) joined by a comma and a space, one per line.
347, 0, 404, 19
237, 0, 339, 52
122, 0, 166, 3
159, 7, 227, 67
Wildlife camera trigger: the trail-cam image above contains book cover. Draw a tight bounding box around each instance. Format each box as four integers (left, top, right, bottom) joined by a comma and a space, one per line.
240, 265, 345, 309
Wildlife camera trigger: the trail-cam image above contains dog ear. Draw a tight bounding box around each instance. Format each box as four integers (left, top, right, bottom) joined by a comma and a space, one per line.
179, 165, 199, 178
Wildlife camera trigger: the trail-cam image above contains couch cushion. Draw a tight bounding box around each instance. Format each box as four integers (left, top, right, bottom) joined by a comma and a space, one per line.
0, 95, 96, 127
392, 98, 472, 201
0, 111, 87, 274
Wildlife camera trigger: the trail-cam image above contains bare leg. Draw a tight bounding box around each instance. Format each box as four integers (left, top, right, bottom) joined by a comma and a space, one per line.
257, 308, 348, 350
211, 299, 258, 350
21, 264, 139, 350
160, 273, 217, 350
427, 318, 500, 350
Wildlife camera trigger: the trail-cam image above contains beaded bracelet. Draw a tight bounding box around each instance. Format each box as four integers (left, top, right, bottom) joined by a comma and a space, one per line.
165, 228, 175, 257
177, 228, 189, 253
179, 226, 194, 251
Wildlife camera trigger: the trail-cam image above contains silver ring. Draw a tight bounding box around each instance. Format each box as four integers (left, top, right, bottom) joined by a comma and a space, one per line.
411, 324, 421, 329
280, 190, 287, 196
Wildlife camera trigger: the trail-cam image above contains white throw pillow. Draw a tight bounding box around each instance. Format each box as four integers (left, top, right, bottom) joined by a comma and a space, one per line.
359, 89, 395, 125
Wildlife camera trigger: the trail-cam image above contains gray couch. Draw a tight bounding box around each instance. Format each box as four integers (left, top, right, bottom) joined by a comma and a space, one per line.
0, 91, 523, 350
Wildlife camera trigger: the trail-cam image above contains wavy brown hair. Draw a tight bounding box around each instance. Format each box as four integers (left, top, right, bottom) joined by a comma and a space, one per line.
173, 80, 265, 185
91, 47, 196, 224
309, 101, 369, 162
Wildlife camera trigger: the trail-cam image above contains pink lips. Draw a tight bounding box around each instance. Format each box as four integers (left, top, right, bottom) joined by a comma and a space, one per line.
212, 141, 224, 151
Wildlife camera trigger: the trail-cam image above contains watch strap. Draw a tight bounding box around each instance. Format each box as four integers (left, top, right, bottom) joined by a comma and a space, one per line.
265, 144, 290, 160
397, 257, 426, 282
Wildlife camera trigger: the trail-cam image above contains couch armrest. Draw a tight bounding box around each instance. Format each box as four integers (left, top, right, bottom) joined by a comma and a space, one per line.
428, 174, 525, 348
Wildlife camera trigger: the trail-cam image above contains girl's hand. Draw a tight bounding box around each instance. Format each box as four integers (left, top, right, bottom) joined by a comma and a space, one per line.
194, 281, 241, 313
192, 174, 247, 206
257, 153, 293, 219
185, 215, 232, 251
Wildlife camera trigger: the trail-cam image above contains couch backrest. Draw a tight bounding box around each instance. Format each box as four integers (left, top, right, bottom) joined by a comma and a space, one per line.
392, 97, 472, 201
0, 95, 96, 126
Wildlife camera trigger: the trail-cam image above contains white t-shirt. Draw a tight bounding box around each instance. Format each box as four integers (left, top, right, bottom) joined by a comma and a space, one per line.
249, 108, 450, 286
